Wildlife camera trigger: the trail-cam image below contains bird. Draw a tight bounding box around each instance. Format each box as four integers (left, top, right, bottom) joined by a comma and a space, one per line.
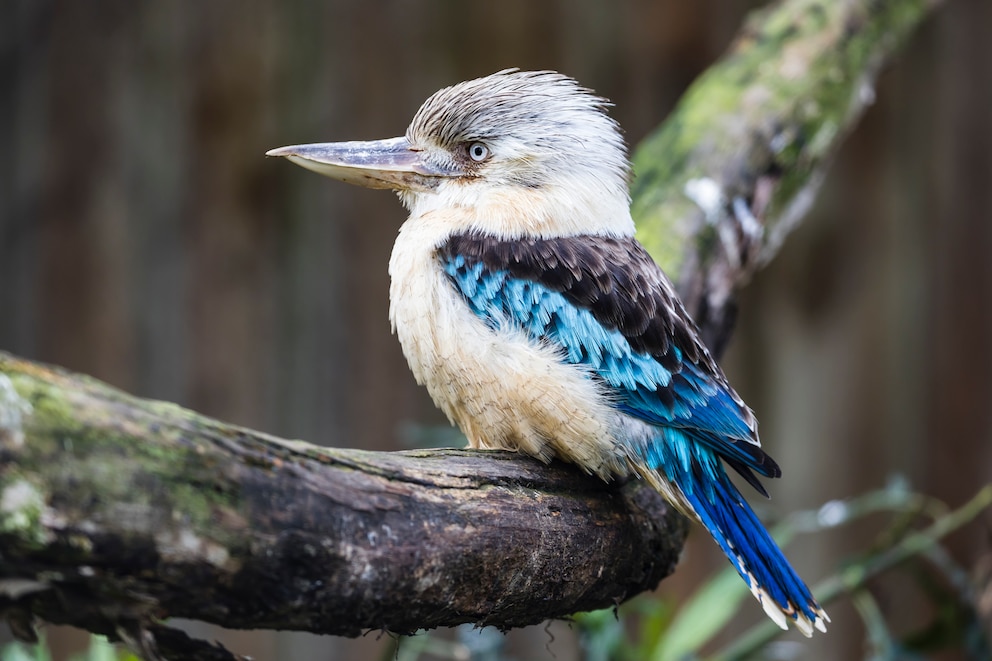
267, 69, 828, 636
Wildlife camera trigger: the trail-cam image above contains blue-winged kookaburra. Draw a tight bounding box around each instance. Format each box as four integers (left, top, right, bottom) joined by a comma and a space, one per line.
268, 69, 828, 636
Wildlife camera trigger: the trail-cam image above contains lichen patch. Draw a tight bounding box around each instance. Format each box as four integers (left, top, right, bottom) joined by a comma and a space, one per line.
0, 479, 48, 545
0, 374, 33, 448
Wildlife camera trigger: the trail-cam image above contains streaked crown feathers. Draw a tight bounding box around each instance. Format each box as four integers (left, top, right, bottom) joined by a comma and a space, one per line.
406, 69, 631, 195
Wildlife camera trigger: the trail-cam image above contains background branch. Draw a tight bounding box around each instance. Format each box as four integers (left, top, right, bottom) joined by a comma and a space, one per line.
631, 0, 942, 352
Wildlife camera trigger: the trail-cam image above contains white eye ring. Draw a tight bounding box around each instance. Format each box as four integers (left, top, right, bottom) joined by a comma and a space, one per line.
467, 142, 490, 162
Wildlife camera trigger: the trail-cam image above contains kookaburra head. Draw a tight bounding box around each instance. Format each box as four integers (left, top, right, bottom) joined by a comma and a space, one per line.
267, 69, 634, 238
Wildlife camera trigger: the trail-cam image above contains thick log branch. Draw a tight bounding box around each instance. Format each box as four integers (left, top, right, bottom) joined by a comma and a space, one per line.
0, 354, 685, 649
0, 0, 941, 658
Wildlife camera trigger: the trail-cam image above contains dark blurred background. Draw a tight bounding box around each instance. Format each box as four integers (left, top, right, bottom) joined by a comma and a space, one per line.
1, 1, 990, 660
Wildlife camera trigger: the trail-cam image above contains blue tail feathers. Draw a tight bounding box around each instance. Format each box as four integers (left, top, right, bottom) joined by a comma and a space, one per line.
640, 429, 829, 635
683, 466, 828, 634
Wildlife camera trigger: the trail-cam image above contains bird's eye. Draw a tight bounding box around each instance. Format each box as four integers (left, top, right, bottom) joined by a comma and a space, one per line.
467, 142, 490, 162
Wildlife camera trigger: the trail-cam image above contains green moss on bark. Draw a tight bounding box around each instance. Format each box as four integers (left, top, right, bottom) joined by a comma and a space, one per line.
630, 0, 934, 291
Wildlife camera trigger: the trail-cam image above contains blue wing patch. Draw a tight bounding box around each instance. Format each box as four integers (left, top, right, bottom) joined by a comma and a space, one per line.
443, 254, 763, 474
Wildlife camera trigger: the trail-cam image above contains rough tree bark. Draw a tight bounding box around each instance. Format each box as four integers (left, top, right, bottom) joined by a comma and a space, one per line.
0, 0, 941, 659
0, 355, 683, 658
633, 0, 941, 352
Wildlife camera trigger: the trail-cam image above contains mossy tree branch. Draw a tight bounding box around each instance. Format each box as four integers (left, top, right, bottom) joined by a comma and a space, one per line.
632, 0, 942, 352
0, 353, 684, 659
0, 0, 941, 659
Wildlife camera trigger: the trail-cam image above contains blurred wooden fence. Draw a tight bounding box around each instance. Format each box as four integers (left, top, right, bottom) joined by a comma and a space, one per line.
1, 1, 989, 659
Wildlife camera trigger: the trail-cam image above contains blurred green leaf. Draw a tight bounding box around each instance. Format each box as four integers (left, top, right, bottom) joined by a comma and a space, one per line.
1, 635, 138, 661
1, 637, 50, 661
652, 567, 747, 661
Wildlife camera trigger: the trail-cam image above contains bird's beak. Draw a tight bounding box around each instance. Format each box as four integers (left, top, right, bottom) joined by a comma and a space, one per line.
265, 137, 455, 192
